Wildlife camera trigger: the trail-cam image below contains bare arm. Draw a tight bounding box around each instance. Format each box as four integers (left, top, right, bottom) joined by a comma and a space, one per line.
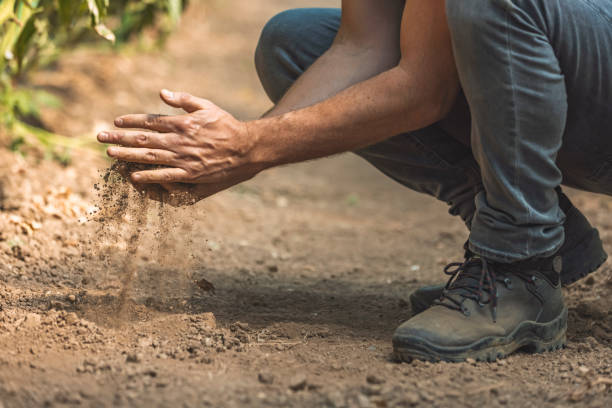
99, 0, 460, 205
266, 0, 404, 117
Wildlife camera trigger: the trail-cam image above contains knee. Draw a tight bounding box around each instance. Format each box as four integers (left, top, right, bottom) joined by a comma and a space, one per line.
445, 0, 512, 32
255, 9, 303, 102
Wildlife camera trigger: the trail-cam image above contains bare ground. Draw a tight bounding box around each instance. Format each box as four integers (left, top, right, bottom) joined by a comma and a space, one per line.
0, 1, 610, 407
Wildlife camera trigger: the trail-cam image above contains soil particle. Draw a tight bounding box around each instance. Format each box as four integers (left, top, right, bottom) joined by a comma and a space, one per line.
258, 372, 275, 385
289, 374, 308, 392
126, 352, 143, 364
400, 391, 421, 406
366, 373, 385, 385
361, 385, 382, 397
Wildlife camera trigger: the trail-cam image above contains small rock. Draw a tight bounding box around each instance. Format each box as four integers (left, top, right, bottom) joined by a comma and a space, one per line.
267, 265, 279, 273
356, 394, 370, 408
465, 358, 477, 365
126, 353, 142, 363
361, 385, 381, 396
258, 372, 275, 385
401, 391, 420, 406
288, 374, 307, 391
366, 374, 385, 385
65, 312, 79, 325
326, 391, 345, 408
67, 294, 76, 303
230, 322, 249, 332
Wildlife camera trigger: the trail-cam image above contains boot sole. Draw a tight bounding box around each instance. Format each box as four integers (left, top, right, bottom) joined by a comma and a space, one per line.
393, 307, 568, 363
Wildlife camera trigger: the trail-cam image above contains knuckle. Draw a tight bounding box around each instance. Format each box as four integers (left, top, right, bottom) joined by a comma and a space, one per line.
190, 161, 206, 175
144, 151, 158, 162
136, 134, 148, 145
184, 118, 202, 136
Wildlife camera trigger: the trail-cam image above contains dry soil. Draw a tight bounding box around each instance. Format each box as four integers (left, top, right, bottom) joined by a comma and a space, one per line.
0, 1, 610, 407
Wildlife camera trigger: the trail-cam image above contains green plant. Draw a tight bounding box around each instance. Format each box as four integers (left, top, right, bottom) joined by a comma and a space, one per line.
0, 0, 185, 158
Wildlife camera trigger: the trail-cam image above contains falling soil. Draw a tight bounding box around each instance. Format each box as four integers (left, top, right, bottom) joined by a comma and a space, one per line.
92, 161, 205, 322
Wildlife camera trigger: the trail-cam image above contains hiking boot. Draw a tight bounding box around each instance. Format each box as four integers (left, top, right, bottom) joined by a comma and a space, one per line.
393, 253, 567, 362
410, 190, 607, 314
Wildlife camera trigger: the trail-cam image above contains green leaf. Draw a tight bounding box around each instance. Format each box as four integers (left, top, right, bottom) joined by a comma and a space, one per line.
86, 0, 100, 24
168, 0, 182, 24
14, 12, 38, 71
94, 23, 115, 42
0, 0, 16, 27
58, 0, 82, 26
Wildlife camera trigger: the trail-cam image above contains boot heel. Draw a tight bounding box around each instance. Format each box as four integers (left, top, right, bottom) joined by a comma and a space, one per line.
562, 228, 608, 285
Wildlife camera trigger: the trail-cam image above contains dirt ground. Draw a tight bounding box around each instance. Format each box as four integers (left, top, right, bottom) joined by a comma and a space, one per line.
0, 1, 610, 407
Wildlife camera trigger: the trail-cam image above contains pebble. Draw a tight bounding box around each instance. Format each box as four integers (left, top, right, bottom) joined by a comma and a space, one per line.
126, 353, 142, 363
288, 374, 307, 391
356, 394, 370, 408
360, 385, 381, 396
67, 294, 76, 303
258, 372, 274, 385
65, 312, 79, 325
402, 391, 420, 406
366, 374, 385, 385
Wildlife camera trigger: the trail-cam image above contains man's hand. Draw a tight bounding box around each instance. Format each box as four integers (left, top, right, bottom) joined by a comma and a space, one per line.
98, 90, 265, 205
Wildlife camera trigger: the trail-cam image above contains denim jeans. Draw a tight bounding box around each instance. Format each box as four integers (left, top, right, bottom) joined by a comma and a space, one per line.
254, 3, 612, 262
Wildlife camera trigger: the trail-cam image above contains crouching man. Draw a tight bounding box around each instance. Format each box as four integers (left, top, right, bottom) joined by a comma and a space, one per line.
98, 0, 612, 362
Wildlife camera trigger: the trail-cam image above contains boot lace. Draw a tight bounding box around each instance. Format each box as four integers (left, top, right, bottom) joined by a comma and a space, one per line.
433, 255, 543, 322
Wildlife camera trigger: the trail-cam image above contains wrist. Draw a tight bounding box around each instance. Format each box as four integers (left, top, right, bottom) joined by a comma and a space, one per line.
244, 119, 279, 171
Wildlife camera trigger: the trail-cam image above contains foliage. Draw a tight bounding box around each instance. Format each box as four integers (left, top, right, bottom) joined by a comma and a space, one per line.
0, 0, 185, 159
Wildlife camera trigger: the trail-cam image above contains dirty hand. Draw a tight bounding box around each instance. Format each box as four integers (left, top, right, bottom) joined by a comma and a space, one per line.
97, 90, 264, 205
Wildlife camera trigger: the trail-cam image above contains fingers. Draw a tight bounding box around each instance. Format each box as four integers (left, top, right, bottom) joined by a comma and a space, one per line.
97, 130, 177, 149
114, 113, 185, 133
130, 167, 191, 184
107, 146, 180, 166
160, 89, 212, 113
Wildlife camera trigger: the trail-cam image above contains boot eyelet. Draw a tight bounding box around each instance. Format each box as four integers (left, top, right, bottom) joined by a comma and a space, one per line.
461, 306, 471, 316
504, 278, 513, 289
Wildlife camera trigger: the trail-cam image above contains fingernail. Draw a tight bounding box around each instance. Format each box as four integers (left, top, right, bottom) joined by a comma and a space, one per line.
132, 174, 141, 182
161, 89, 173, 99
115, 118, 123, 126
107, 147, 116, 156
98, 132, 109, 142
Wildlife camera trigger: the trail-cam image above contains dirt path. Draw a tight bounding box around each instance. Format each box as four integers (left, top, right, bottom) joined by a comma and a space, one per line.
0, 1, 610, 407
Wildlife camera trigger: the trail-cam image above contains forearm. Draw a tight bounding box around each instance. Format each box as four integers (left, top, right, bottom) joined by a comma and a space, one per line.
265, 44, 399, 118
251, 65, 460, 168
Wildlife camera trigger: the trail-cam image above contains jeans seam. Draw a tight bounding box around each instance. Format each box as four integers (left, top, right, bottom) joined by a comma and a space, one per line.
577, 0, 612, 24
504, 6, 532, 257
469, 237, 562, 263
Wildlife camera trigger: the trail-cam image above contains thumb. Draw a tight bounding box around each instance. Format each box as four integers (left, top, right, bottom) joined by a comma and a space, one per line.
160, 89, 212, 113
